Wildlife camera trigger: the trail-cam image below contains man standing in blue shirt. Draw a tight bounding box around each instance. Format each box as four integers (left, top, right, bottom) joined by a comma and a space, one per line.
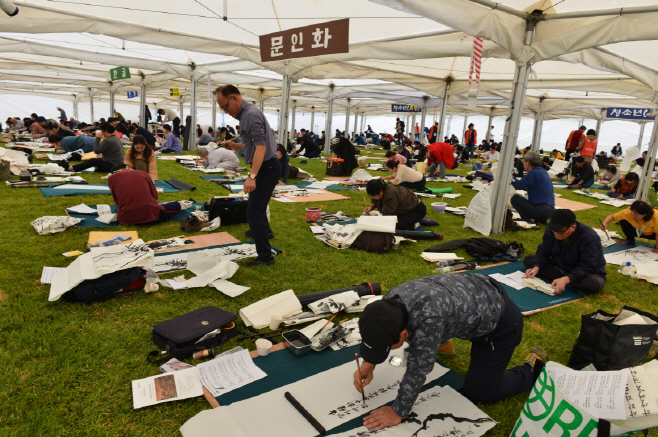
510, 151, 555, 224
217, 85, 280, 268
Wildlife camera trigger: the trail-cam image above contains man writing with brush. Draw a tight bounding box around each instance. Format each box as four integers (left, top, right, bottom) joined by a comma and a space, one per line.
353, 273, 547, 431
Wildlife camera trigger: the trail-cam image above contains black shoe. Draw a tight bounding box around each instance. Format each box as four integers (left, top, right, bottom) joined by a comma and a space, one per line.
57, 160, 70, 170
245, 229, 274, 239
244, 258, 275, 268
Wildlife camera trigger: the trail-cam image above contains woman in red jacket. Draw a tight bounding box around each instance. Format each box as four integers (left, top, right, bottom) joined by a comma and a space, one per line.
426, 142, 457, 178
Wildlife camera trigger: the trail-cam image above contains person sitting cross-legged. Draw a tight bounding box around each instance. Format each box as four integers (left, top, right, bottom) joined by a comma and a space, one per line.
510, 151, 554, 224
58, 122, 124, 173
156, 124, 182, 154
523, 209, 607, 295
607, 172, 639, 199
566, 156, 595, 189
124, 135, 158, 180
600, 200, 658, 251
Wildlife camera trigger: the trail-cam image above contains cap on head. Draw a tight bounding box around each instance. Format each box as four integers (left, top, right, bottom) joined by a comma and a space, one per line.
547, 209, 576, 231
358, 300, 406, 365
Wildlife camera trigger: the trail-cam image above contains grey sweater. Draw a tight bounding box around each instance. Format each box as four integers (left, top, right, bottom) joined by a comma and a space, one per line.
94, 135, 125, 167
384, 273, 502, 417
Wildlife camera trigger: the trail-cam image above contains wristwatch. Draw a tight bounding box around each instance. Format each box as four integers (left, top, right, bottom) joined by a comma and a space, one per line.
248, 173, 257, 180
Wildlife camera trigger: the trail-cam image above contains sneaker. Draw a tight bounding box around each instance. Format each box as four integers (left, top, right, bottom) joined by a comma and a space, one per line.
438, 339, 456, 357
245, 229, 275, 239
524, 346, 548, 369
620, 240, 636, 246
244, 258, 275, 268
185, 217, 210, 233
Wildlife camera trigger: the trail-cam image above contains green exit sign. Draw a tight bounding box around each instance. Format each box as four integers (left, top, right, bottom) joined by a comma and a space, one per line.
110, 67, 131, 81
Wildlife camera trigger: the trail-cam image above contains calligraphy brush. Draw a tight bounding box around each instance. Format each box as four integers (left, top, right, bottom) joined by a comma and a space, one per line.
599, 218, 611, 240
312, 312, 339, 338
355, 352, 367, 406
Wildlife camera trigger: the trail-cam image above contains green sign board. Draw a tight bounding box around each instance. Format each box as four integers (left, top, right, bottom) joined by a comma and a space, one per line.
110, 67, 131, 81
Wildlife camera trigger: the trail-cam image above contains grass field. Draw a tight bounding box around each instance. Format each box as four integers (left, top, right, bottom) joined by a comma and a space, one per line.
0, 149, 656, 436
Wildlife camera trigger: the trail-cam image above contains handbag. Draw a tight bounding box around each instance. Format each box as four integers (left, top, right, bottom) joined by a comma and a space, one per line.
206, 197, 248, 225
150, 306, 238, 363
0, 158, 10, 181
568, 306, 658, 371
62, 267, 146, 305
326, 157, 348, 176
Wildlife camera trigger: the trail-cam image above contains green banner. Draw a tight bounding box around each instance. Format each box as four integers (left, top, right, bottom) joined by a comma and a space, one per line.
110, 67, 131, 81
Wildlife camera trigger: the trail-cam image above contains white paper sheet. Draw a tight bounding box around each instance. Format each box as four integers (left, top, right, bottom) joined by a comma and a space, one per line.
488, 271, 526, 290
605, 245, 658, 266
40, 267, 65, 284
621, 146, 641, 172
464, 185, 492, 236
442, 193, 462, 199
310, 226, 326, 234
420, 252, 463, 261
132, 367, 203, 409
66, 203, 98, 214
329, 386, 495, 437
153, 243, 262, 273
167, 279, 188, 290
90, 241, 153, 274
546, 362, 628, 420
185, 260, 239, 288
625, 366, 658, 418
31, 216, 82, 235
308, 290, 360, 315
272, 196, 295, 203
196, 350, 267, 398
180, 348, 450, 437
239, 289, 302, 329
212, 279, 250, 297
53, 184, 111, 191
355, 215, 397, 233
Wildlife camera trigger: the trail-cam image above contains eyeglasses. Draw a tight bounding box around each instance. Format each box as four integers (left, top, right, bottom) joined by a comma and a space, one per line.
551, 225, 573, 235
220, 96, 233, 113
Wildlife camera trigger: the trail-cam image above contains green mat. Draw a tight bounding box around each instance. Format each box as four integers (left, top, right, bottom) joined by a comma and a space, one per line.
216, 345, 463, 436
39, 180, 179, 197
68, 202, 201, 227
466, 261, 583, 315
602, 241, 654, 255
418, 187, 453, 194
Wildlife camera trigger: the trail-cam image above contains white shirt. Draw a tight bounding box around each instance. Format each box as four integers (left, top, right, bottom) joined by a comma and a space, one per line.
485, 150, 500, 160
393, 164, 423, 183
206, 147, 239, 170
162, 109, 178, 123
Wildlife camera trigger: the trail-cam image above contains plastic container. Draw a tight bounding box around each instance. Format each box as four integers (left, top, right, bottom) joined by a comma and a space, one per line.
431, 202, 447, 213
255, 338, 273, 356
282, 330, 312, 357
620, 261, 636, 276
305, 207, 322, 222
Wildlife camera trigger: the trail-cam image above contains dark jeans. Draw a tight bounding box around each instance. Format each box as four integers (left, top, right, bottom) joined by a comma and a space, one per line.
510, 195, 553, 224
172, 117, 181, 137
462, 284, 534, 404
568, 178, 593, 189
71, 158, 113, 173
396, 201, 427, 230
466, 144, 475, 160
399, 176, 426, 191
607, 190, 635, 199
304, 149, 321, 159
523, 255, 605, 295
565, 149, 576, 161
248, 157, 281, 261
142, 202, 182, 225
619, 219, 657, 244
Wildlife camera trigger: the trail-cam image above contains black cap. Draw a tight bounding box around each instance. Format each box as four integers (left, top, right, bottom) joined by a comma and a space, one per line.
547, 209, 576, 231
359, 300, 406, 365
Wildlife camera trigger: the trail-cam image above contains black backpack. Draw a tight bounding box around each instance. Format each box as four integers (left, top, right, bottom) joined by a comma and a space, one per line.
426, 237, 524, 262
62, 267, 146, 305
352, 231, 394, 253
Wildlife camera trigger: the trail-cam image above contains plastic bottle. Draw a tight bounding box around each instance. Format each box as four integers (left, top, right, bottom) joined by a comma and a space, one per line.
434, 266, 457, 274
620, 261, 636, 276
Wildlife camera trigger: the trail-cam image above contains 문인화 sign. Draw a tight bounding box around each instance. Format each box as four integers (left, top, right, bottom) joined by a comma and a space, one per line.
259, 19, 349, 62
392, 104, 422, 113
606, 107, 653, 121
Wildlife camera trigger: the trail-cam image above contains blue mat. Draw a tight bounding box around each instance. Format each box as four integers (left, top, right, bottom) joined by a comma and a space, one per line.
40, 180, 179, 197
68, 202, 200, 227
208, 180, 347, 192
466, 261, 584, 315
215, 345, 463, 436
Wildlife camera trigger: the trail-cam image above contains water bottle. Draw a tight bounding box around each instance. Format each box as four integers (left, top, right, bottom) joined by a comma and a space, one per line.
434, 266, 456, 274
620, 261, 636, 276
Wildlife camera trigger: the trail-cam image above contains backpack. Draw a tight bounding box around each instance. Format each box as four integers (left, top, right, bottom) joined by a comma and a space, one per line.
351, 231, 394, 253
62, 267, 146, 305
425, 237, 524, 262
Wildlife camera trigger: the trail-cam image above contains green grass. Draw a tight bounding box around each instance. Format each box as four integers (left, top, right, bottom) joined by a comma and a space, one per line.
0, 151, 656, 436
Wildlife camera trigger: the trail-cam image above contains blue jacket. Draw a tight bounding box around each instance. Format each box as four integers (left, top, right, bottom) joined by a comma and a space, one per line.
531, 222, 607, 283
511, 166, 555, 208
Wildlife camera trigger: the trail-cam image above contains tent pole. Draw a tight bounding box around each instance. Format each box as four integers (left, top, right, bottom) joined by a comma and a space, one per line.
411, 111, 417, 141
259, 87, 265, 113
461, 116, 468, 145
324, 85, 335, 154
89, 88, 94, 123
490, 17, 538, 235
211, 90, 217, 131
310, 106, 315, 133
537, 116, 544, 152
420, 96, 428, 144
72, 94, 78, 121
139, 80, 146, 127
109, 90, 115, 118
595, 114, 603, 137
290, 100, 297, 143
636, 114, 658, 201
437, 81, 451, 142
278, 75, 291, 145
485, 109, 494, 141
179, 96, 184, 120
344, 98, 351, 139
189, 74, 198, 151
638, 122, 646, 147
354, 111, 359, 139
531, 97, 545, 153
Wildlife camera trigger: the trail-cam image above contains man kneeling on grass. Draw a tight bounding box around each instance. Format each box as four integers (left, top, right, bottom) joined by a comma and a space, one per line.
354, 272, 547, 431
58, 122, 124, 173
